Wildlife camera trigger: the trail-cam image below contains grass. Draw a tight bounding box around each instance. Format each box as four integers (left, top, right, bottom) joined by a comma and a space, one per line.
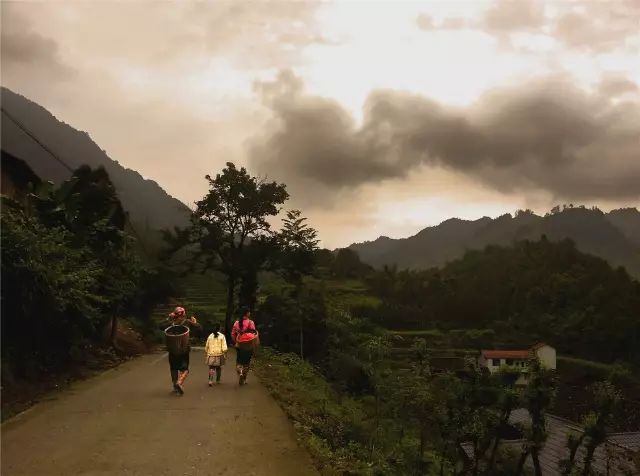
558, 355, 617, 373
387, 329, 444, 337
253, 348, 377, 475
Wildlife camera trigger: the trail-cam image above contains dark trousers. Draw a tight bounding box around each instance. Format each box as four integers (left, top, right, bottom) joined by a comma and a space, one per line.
236, 348, 254, 367
169, 352, 190, 383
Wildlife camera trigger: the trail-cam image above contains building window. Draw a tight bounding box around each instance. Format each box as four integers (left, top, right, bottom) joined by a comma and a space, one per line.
506, 359, 513, 365
492, 358, 500, 366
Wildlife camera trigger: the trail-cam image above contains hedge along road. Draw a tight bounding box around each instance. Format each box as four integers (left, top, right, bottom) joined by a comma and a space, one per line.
1, 348, 319, 476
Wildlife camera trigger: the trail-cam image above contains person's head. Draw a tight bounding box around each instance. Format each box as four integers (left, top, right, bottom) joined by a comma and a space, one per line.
238, 306, 250, 329
212, 322, 221, 337
170, 306, 185, 319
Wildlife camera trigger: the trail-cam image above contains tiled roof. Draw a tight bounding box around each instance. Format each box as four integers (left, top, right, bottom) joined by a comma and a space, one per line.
507, 410, 639, 475
609, 432, 640, 452
530, 342, 548, 350
481, 350, 530, 359
462, 410, 639, 474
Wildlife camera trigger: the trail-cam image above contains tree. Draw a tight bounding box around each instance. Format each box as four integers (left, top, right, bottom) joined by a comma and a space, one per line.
276, 209, 319, 358
165, 163, 288, 335
332, 248, 370, 278
1, 201, 103, 376
516, 360, 557, 476
403, 339, 435, 471
237, 236, 277, 312
32, 166, 143, 348
359, 336, 391, 462
561, 381, 622, 475
487, 367, 522, 472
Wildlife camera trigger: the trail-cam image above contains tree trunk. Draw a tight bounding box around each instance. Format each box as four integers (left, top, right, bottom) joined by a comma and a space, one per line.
293, 282, 303, 359
532, 447, 543, 476
225, 274, 236, 338
581, 445, 597, 476
515, 450, 530, 476
472, 441, 480, 476
439, 441, 447, 476
110, 315, 118, 346
488, 406, 513, 471
299, 319, 304, 359
370, 391, 381, 462
487, 436, 501, 471
563, 434, 586, 475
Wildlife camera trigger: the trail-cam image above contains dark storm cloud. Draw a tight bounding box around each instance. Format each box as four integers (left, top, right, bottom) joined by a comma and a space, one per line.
1, 24, 75, 80
250, 72, 640, 202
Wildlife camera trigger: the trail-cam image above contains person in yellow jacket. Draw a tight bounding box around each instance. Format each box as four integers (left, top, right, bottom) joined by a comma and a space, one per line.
204, 323, 228, 386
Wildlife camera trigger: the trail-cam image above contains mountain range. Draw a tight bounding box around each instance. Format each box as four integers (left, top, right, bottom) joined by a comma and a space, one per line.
1, 87, 190, 232
349, 207, 640, 278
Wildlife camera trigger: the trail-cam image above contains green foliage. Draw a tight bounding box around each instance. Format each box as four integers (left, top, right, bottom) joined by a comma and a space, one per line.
1, 203, 103, 323
276, 209, 319, 284
163, 162, 289, 334
257, 285, 329, 359
1, 165, 175, 381
253, 348, 374, 475
367, 238, 640, 364
331, 248, 373, 279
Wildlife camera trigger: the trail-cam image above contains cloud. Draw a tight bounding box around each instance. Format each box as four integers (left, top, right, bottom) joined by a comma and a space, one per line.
250, 71, 640, 206
553, 2, 640, 53
598, 75, 639, 98
0, 1, 328, 207
1, 4, 75, 80
482, 0, 545, 34
414, 1, 545, 35
416, 0, 640, 54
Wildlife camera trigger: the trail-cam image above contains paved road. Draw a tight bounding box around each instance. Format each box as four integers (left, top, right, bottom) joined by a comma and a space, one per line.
1, 348, 318, 476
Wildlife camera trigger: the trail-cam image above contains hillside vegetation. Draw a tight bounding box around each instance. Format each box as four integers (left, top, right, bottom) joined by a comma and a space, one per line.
362, 237, 640, 365
1, 87, 190, 232
350, 207, 640, 278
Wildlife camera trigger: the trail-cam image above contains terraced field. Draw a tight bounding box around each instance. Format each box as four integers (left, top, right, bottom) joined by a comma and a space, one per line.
151, 271, 228, 338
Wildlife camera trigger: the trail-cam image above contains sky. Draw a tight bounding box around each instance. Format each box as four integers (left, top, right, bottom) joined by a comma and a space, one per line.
2, 0, 639, 248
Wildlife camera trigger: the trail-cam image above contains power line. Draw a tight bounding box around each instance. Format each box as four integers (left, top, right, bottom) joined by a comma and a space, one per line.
1, 105, 149, 253
1, 106, 74, 173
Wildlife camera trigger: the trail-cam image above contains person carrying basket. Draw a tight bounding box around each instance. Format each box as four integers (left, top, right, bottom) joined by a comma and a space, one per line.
165, 306, 199, 395
231, 307, 259, 386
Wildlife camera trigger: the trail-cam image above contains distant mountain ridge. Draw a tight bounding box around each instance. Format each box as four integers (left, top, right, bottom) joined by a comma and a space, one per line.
1, 87, 190, 231
349, 207, 640, 278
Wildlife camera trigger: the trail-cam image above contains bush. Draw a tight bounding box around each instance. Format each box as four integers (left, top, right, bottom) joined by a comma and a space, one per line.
253, 348, 374, 474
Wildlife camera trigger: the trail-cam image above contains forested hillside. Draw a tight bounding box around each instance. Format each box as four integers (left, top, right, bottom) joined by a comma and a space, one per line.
350, 207, 640, 278
1, 87, 190, 232
363, 237, 640, 364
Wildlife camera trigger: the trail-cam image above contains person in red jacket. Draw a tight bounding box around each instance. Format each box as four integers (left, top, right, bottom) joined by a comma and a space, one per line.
231, 307, 259, 385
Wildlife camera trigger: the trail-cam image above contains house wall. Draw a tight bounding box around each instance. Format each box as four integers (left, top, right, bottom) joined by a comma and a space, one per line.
1, 167, 20, 200
480, 357, 529, 373
534, 345, 556, 370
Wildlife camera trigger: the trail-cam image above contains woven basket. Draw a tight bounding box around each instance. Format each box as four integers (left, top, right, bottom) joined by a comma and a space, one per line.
164, 325, 190, 355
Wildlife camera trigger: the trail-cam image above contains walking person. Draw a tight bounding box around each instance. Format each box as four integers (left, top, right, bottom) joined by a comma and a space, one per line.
231, 307, 259, 386
204, 323, 227, 386
166, 306, 199, 396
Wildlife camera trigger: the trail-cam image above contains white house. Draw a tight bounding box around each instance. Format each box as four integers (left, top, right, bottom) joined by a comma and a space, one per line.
477, 343, 556, 385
